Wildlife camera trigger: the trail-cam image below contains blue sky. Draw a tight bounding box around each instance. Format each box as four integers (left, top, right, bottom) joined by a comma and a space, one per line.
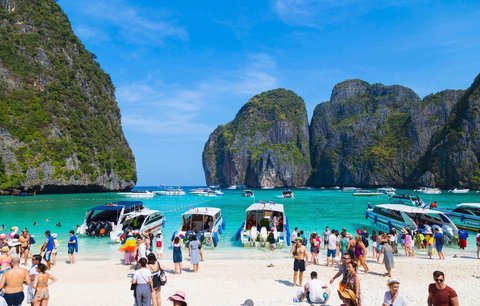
57, 0, 480, 186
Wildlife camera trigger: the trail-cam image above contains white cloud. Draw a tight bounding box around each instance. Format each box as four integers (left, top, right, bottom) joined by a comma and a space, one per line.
117, 54, 278, 137
272, 0, 414, 28
78, 0, 188, 45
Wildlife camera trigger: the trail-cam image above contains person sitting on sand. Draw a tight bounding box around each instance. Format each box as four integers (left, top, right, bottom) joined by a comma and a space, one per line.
383, 279, 407, 306
292, 237, 308, 287
297, 271, 330, 305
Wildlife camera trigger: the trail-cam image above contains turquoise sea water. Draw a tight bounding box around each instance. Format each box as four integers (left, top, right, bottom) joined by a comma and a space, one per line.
0, 187, 478, 260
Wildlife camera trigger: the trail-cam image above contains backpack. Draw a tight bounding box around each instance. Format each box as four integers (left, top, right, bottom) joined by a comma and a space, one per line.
29, 236, 36, 245
438, 234, 445, 245
152, 262, 167, 288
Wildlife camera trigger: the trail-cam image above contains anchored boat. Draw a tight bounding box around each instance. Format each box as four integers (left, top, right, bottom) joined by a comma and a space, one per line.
366, 204, 458, 239
236, 201, 290, 248
117, 190, 156, 199
439, 203, 480, 231
171, 207, 225, 248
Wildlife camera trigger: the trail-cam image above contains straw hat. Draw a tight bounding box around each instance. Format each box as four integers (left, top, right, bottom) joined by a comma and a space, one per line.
338, 289, 357, 305
168, 290, 187, 305
1, 246, 9, 252
401, 228, 408, 234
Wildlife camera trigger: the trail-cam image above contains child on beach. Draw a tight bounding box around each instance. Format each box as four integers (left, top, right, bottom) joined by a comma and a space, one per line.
426, 236, 434, 259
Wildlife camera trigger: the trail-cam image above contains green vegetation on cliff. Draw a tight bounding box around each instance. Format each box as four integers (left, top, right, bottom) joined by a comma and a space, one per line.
0, 0, 136, 192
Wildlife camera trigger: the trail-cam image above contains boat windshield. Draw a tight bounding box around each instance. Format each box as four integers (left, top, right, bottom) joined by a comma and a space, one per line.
245, 210, 284, 232
182, 214, 215, 232
454, 207, 480, 216
121, 215, 147, 230
89, 210, 122, 223
372, 207, 404, 222
406, 212, 449, 225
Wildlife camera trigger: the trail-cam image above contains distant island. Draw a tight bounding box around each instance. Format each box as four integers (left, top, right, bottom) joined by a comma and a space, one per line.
0, 0, 136, 194
203, 74, 480, 189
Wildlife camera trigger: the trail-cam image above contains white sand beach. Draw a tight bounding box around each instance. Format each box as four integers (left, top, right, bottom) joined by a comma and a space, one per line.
44, 247, 480, 306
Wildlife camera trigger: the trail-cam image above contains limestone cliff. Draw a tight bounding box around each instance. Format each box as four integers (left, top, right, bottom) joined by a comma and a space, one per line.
202, 89, 311, 188
0, 0, 136, 193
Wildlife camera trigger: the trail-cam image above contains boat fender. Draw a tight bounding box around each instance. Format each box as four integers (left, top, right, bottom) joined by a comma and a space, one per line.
218, 226, 223, 235
235, 227, 242, 241
213, 232, 219, 247
374, 216, 378, 224
171, 231, 177, 242
460, 215, 465, 222
162, 219, 166, 228
222, 220, 226, 230
365, 212, 369, 219
387, 221, 393, 230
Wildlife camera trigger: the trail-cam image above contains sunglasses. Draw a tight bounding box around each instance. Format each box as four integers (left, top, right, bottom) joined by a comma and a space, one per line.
435, 278, 444, 283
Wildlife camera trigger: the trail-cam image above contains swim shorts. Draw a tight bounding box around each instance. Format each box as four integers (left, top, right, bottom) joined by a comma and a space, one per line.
435, 244, 443, 253
293, 259, 305, 272
3, 291, 25, 306
43, 251, 52, 262
68, 246, 75, 254
327, 249, 336, 257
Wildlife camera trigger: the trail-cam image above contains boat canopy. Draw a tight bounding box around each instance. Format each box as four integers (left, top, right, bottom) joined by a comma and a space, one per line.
458, 203, 480, 209
375, 204, 443, 214
246, 202, 284, 213
89, 201, 144, 211
182, 207, 221, 217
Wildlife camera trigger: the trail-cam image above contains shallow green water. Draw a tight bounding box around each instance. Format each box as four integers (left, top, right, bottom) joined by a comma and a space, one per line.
0, 188, 478, 260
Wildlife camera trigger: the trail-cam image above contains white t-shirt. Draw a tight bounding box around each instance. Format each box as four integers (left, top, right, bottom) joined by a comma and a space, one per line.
305, 278, 326, 303
137, 243, 147, 260
29, 264, 38, 276
132, 268, 151, 284
327, 233, 337, 250
0, 296, 7, 306
291, 231, 298, 241
383, 291, 408, 306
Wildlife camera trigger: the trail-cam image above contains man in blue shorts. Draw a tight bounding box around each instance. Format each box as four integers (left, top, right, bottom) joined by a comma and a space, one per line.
433, 228, 445, 260
67, 230, 78, 264
40, 230, 54, 270
326, 230, 338, 267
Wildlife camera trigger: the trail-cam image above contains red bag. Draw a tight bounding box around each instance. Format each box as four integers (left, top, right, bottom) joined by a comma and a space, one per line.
156, 240, 162, 248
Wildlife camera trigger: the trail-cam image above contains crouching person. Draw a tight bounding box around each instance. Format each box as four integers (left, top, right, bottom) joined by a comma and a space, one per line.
297, 271, 330, 305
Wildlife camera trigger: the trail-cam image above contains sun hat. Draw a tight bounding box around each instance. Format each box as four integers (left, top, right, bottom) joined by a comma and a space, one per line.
168, 290, 187, 305
338, 288, 357, 305
241, 299, 254, 306
387, 279, 400, 286
1, 246, 9, 252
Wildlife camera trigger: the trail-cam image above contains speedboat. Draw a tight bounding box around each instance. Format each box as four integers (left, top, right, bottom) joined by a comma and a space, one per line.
342, 187, 361, 192
281, 189, 294, 199
154, 187, 186, 196
366, 204, 458, 240
171, 207, 225, 248
77, 201, 166, 242
377, 187, 396, 195
190, 188, 223, 196
389, 193, 427, 208
353, 190, 382, 196
414, 187, 442, 194
244, 190, 254, 197
117, 190, 156, 199
109, 209, 165, 243
448, 188, 470, 194
235, 201, 291, 248
227, 185, 237, 190
439, 203, 480, 231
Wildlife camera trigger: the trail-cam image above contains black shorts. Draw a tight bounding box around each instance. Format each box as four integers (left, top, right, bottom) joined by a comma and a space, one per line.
293, 259, 305, 272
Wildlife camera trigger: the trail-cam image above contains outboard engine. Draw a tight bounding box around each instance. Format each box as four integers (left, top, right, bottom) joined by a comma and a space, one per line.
441, 225, 455, 240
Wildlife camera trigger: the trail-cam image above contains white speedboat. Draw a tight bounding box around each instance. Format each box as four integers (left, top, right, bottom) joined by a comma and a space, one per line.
109, 209, 165, 243
243, 190, 254, 197
353, 190, 382, 196
440, 203, 480, 231
281, 189, 294, 199
448, 188, 470, 194
389, 193, 427, 208
236, 201, 291, 248
171, 207, 225, 248
77, 201, 166, 243
366, 204, 458, 239
342, 187, 361, 192
154, 187, 186, 196
414, 187, 442, 194
377, 187, 396, 195
261, 186, 275, 189
117, 190, 155, 199
190, 188, 223, 196
227, 185, 237, 190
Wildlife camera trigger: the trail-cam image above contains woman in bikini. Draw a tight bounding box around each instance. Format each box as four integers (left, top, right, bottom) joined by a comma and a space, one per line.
0, 246, 12, 274
33, 263, 57, 306
147, 253, 163, 306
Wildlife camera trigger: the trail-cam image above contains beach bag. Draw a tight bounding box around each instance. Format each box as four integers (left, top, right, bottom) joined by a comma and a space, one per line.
152, 262, 167, 287
156, 240, 162, 248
